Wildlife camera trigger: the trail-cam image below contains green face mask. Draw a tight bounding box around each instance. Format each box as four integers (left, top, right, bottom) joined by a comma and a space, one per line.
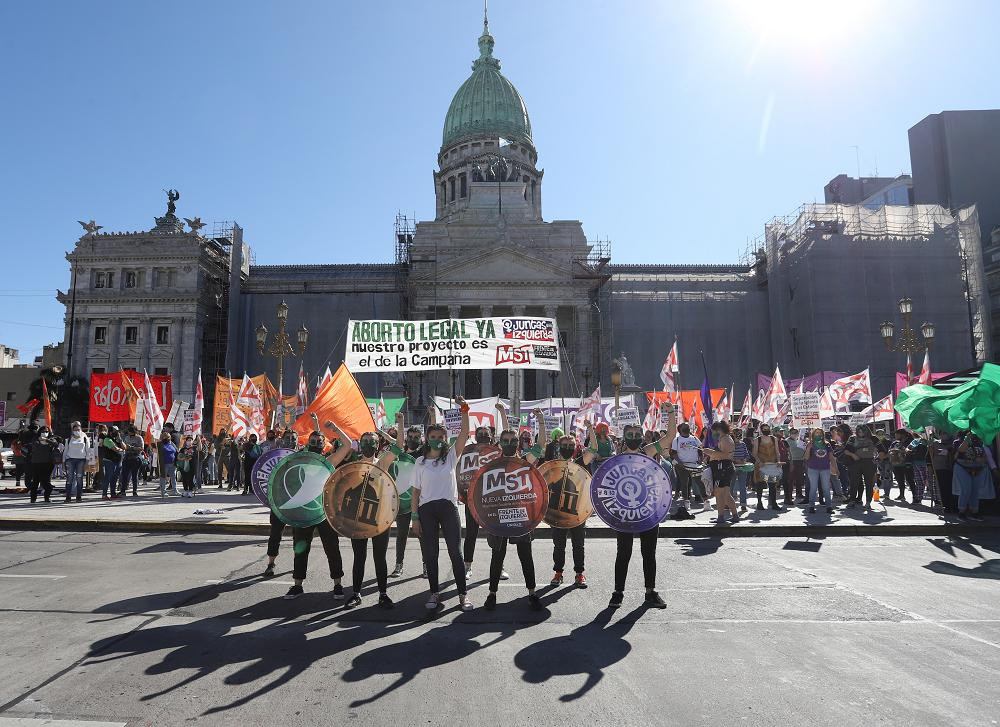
428, 440, 444, 451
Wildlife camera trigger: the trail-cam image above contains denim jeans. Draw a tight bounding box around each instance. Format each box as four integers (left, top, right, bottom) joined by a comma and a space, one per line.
64, 458, 86, 498
159, 462, 177, 495
807, 467, 832, 507
953, 464, 988, 513
733, 469, 750, 508
101, 459, 121, 497
119, 457, 141, 495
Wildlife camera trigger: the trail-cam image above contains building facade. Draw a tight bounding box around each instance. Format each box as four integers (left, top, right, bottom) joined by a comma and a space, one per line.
58, 18, 991, 423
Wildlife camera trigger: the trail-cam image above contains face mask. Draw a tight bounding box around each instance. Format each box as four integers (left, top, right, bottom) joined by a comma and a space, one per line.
624, 435, 642, 450
428, 440, 444, 451
559, 445, 576, 460
405, 436, 422, 451
360, 440, 377, 457
761, 429, 770, 436
812, 435, 825, 448
500, 441, 518, 457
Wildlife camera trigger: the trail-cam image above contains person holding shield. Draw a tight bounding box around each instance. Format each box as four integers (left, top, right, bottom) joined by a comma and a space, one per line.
480, 404, 547, 611
596, 408, 677, 610
409, 396, 473, 612
545, 432, 590, 588
282, 418, 353, 600
388, 414, 427, 578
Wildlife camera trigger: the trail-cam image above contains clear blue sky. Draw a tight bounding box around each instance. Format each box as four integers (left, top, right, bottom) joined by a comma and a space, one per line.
2, 0, 997, 361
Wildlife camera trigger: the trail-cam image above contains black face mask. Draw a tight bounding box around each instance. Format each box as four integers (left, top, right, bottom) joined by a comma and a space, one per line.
500, 441, 518, 457
624, 436, 642, 450
360, 440, 377, 457
307, 441, 322, 453
405, 436, 422, 452
559, 445, 576, 460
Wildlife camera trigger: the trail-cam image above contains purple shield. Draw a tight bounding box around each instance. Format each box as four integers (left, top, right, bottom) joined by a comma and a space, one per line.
590, 452, 673, 533
250, 448, 293, 508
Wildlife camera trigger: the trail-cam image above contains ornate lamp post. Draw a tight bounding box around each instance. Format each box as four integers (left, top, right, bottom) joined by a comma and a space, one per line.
880, 296, 934, 385
611, 364, 622, 414
256, 300, 308, 395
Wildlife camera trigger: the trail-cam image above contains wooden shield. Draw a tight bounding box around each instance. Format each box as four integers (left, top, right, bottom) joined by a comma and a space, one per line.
539, 459, 593, 529
323, 461, 398, 539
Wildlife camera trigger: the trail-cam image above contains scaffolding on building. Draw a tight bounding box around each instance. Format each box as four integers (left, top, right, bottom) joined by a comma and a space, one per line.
394, 212, 415, 318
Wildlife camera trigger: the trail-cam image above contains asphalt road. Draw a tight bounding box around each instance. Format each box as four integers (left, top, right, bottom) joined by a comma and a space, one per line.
0, 529, 998, 726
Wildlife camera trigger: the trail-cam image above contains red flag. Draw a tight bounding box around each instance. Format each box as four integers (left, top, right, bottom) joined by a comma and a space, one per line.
17, 398, 40, 415
918, 351, 932, 385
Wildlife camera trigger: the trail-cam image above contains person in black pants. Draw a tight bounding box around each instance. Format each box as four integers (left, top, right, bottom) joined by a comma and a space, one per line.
282, 428, 352, 600
463, 420, 508, 581
481, 406, 546, 611
601, 414, 677, 610
28, 428, 59, 504
546, 431, 589, 588
263, 511, 286, 578
389, 420, 426, 578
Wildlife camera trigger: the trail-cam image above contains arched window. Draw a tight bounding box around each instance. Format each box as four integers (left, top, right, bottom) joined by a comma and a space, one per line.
449, 177, 456, 202
459, 173, 467, 198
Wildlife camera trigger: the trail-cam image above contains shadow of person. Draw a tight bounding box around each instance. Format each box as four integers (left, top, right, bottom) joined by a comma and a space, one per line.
132, 538, 265, 555
924, 558, 1000, 580
675, 537, 723, 556
514, 605, 644, 702
342, 605, 552, 707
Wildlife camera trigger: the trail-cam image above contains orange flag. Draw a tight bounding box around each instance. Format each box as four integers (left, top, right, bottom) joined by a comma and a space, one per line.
292, 363, 375, 444
42, 379, 53, 430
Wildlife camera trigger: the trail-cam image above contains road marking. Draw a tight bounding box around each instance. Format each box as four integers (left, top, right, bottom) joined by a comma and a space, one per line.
0, 719, 126, 726
0, 574, 66, 580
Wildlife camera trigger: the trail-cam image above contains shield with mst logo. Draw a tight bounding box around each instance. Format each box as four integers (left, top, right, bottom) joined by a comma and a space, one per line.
323, 461, 398, 539
590, 452, 673, 533
250, 448, 293, 508
457, 443, 502, 502
539, 459, 593, 529
267, 451, 333, 527
468, 456, 548, 538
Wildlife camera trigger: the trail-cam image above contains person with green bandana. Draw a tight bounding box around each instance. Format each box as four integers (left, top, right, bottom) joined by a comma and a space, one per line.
386, 412, 427, 579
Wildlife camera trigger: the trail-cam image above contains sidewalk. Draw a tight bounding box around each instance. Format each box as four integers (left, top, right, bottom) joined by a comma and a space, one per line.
0, 477, 992, 537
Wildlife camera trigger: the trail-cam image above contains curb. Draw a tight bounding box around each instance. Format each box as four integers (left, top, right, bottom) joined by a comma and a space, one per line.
1, 517, 993, 539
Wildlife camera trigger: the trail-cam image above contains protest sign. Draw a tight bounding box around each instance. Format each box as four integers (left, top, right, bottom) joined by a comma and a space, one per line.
443, 408, 462, 438
790, 392, 821, 429
345, 317, 560, 373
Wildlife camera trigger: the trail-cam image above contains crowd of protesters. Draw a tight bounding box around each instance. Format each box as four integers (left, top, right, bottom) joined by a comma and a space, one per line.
1, 416, 995, 521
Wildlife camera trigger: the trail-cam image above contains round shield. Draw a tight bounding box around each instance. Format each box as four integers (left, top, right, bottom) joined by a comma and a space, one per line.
468, 456, 548, 538
249, 448, 293, 508
323, 461, 398, 539
267, 450, 334, 528
590, 452, 673, 533
457, 443, 502, 501
539, 459, 593, 529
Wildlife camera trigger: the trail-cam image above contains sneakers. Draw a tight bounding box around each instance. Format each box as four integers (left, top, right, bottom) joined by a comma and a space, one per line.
465, 562, 472, 575
958, 513, 969, 521
609, 591, 624, 608
332, 583, 344, 600
421, 563, 428, 579
390, 564, 404, 578
484, 592, 497, 611
575, 572, 588, 589
499, 570, 510, 580
460, 594, 474, 611
826, 506, 835, 514
550, 571, 564, 586
425, 593, 442, 610
263, 564, 275, 578
528, 593, 542, 611
345, 594, 361, 608
283, 584, 304, 600
808, 506, 816, 514
645, 591, 667, 609
969, 513, 984, 522
378, 593, 394, 609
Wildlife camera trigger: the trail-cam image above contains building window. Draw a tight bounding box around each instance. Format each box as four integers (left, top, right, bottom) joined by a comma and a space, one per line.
156, 325, 169, 344
5, 392, 14, 401
154, 367, 168, 376
124, 271, 138, 288
94, 326, 107, 344
92, 367, 105, 375
460, 173, 467, 198
124, 326, 138, 345
95, 272, 106, 288
449, 177, 456, 202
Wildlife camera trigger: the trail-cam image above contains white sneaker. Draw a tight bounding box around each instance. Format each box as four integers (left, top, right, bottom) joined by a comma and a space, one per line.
465, 562, 472, 575
425, 593, 441, 610
500, 570, 510, 580
460, 594, 473, 611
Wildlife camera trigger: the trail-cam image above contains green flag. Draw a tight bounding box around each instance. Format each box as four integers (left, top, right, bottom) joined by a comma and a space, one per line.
895, 363, 1000, 440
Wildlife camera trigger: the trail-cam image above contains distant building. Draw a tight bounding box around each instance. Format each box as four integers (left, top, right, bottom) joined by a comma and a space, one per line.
0, 345, 19, 368
909, 110, 1000, 357
55, 16, 993, 421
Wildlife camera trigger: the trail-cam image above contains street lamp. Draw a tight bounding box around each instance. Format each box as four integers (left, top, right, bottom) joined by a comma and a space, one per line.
880, 296, 933, 385
256, 300, 308, 395
611, 364, 622, 415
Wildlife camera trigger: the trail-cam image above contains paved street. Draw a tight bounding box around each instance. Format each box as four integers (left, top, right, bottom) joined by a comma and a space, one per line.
1, 529, 998, 726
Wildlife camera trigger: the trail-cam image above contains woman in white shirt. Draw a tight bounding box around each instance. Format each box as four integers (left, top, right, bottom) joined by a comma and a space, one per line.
408, 396, 471, 611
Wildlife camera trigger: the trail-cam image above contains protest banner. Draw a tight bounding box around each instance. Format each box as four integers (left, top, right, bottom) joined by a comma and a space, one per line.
90, 372, 171, 423
182, 409, 198, 435
790, 392, 821, 429
443, 408, 462, 438
345, 317, 560, 373
433, 395, 634, 434
614, 407, 641, 428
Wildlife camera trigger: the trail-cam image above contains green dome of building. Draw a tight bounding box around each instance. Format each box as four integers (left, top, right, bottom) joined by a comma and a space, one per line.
441, 21, 532, 150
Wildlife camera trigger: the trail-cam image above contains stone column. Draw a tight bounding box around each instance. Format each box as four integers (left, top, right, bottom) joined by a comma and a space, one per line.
173, 317, 184, 400
108, 320, 121, 371
576, 303, 592, 395
447, 305, 461, 399
76, 319, 91, 378
510, 305, 525, 411
141, 320, 153, 371
480, 305, 493, 397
